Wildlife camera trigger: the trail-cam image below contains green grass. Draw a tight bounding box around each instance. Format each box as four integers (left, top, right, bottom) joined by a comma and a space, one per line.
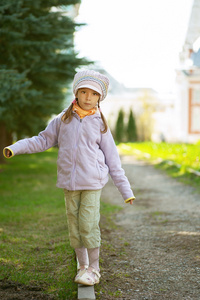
118, 142, 200, 189
0, 148, 121, 299
118, 142, 200, 170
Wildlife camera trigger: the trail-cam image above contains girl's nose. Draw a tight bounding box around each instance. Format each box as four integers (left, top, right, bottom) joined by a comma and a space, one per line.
86, 93, 92, 100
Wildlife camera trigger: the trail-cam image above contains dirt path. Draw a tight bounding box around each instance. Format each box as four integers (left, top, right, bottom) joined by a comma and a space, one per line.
99, 156, 200, 300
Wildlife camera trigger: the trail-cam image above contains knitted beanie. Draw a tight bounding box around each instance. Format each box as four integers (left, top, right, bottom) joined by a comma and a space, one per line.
73, 70, 109, 101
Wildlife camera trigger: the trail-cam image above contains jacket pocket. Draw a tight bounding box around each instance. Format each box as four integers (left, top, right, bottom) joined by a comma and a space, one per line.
96, 158, 109, 182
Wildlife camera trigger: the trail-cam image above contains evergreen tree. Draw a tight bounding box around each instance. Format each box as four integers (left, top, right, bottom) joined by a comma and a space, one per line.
0, 0, 88, 161
127, 109, 137, 142
115, 109, 125, 143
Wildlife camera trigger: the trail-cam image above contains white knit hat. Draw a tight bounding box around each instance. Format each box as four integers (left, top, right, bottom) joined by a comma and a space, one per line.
73, 70, 109, 101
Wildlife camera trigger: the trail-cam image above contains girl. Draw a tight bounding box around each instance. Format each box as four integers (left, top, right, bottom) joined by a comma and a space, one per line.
3, 69, 135, 286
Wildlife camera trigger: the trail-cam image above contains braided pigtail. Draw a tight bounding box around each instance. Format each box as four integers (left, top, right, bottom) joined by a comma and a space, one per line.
61, 102, 74, 123
98, 100, 108, 134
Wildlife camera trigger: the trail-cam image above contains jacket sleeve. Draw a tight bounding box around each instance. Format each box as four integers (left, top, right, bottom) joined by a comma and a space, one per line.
99, 128, 135, 201
3, 113, 62, 157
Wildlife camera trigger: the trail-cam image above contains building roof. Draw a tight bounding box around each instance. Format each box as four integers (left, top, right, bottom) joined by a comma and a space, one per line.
185, 0, 200, 48
191, 48, 200, 66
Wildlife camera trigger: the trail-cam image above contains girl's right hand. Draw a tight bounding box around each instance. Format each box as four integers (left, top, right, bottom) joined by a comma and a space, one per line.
5, 149, 12, 158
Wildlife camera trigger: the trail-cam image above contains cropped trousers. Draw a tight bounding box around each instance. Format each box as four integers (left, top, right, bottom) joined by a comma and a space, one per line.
64, 189, 101, 249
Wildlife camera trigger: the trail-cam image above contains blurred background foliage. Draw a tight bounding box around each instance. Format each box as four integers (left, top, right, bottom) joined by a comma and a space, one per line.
0, 0, 89, 161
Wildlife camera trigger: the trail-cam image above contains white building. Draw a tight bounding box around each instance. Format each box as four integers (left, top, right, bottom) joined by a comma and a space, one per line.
175, 0, 200, 143
101, 0, 200, 143
100, 69, 176, 142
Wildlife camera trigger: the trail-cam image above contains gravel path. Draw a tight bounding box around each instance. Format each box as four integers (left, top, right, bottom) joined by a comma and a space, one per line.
100, 156, 200, 300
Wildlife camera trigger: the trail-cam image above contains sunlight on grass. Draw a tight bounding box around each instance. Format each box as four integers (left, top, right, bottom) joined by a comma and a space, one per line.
118, 142, 200, 190
118, 142, 200, 171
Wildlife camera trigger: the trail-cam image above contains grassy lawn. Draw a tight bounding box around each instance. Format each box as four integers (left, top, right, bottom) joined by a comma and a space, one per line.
118, 142, 200, 189
0, 148, 121, 299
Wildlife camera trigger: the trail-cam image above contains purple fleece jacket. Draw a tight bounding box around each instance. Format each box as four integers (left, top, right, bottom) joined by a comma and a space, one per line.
5, 110, 135, 201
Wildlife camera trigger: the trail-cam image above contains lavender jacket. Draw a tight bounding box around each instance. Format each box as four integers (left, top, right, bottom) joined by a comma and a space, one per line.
5, 110, 135, 201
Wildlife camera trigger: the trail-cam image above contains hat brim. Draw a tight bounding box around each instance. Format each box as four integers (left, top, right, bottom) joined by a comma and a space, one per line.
76, 84, 102, 96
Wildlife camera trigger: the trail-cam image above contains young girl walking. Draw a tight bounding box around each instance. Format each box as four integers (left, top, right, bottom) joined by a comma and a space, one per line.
3, 69, 135, 286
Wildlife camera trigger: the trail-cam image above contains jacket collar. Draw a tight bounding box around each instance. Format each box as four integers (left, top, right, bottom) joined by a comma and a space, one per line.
72, 102, 97, 119
72, 110, 101, 120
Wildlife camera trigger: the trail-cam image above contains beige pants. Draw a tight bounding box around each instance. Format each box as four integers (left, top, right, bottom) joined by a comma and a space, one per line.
64, 189, 101, 249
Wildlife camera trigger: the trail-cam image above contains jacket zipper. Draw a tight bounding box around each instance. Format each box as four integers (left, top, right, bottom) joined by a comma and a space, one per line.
70, 118, 82, 190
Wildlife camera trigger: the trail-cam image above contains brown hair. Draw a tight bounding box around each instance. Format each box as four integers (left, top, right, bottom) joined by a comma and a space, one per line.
97, 100, 108, 134
61, 100, 108, 133
61, 103, 74, 123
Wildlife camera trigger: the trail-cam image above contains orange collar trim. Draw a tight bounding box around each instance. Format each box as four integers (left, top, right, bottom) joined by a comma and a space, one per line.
72, 102, 97, 119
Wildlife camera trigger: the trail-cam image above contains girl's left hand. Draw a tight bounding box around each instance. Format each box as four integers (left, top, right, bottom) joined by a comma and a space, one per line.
125, 198, 135, 204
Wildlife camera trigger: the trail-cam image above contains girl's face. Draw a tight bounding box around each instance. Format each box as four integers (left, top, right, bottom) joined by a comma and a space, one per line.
76, 88, 100, 111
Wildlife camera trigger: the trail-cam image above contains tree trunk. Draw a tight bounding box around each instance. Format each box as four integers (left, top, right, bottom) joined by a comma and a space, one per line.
0, 122, 13, 163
